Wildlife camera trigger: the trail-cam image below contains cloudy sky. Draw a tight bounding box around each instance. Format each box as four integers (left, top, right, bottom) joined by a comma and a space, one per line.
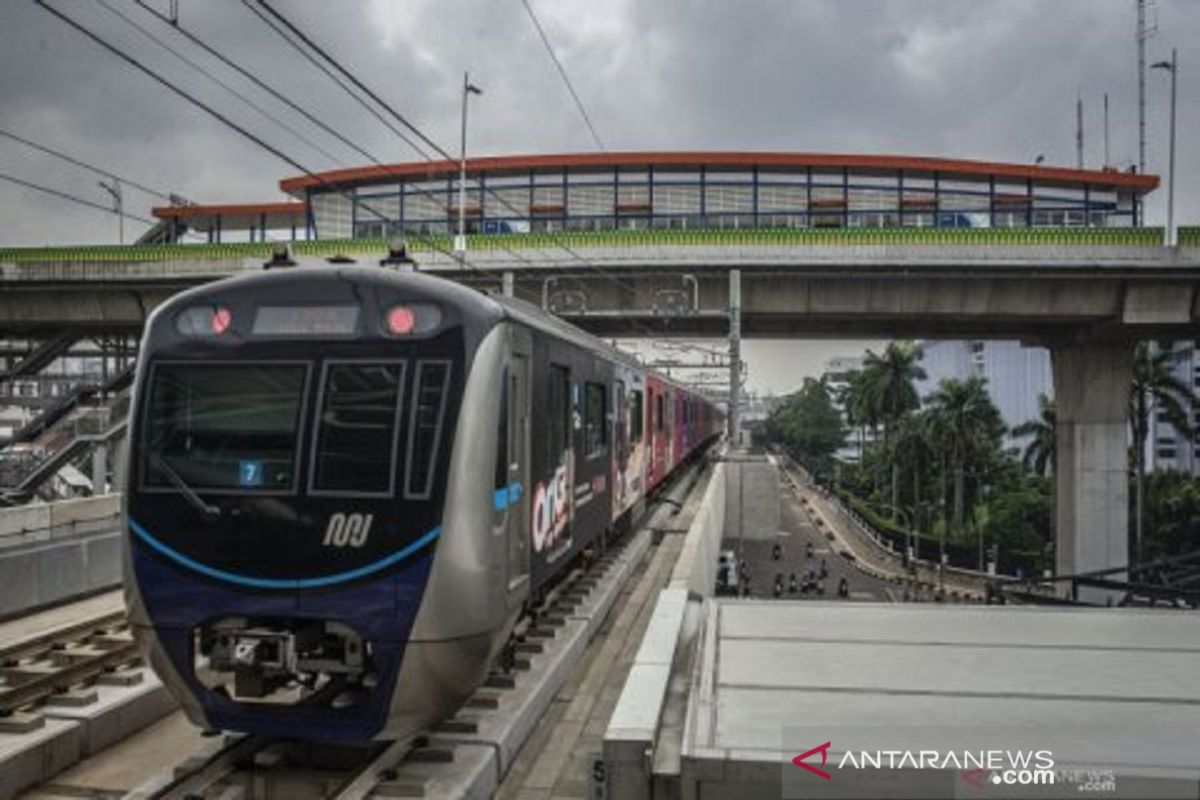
1, 0, 1196, 392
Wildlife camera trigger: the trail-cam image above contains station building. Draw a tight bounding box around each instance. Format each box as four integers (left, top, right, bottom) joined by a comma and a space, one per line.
149, 152, 1157, 243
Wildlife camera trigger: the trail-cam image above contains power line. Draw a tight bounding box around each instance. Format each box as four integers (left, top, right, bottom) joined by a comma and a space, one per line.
133, 0, 383, 166
519, 0, 606, 152
95, 0, 344, 167
246, 4, 709, 353
33, 0, 494, 277
242, 0, 432, 160
0, 171, 156, 225
0, 126, 172, 202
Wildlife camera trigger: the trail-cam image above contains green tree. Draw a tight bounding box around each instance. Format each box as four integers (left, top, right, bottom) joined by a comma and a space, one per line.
1129, 342, 1198, 563
926, 376, 1006, 563
981, 467, 1052, 574
859, 342, 926, 518
1012, 394, 1056, 478
1140, 469, 1200, 560
764, 377, 846, 479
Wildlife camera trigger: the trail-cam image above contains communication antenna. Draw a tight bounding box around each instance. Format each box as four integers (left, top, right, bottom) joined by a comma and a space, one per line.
1076, 97, 1084, 169
1137, 0, 1158, 176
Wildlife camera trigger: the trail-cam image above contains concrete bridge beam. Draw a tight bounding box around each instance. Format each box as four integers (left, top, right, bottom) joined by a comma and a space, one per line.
1051, 341, 1134, 600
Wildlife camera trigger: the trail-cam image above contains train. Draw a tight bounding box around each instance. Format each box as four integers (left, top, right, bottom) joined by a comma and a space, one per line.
122, 251, 723, 741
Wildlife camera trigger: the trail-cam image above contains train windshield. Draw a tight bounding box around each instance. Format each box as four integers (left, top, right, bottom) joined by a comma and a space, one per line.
143, 364, 307, 492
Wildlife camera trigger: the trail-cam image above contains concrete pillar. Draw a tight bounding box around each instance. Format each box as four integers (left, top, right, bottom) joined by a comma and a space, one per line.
502, 270, 514, 297
1051, 341, 1133, 601
728, 269, 741, 444
91, 445, 107, 496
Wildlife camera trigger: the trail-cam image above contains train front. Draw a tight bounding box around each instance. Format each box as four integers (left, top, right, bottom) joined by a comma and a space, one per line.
123, 260, 503, 741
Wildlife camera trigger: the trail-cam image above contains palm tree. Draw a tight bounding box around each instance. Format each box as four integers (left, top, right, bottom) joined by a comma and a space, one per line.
1129, 342, 1197, 564
926, 376, 1005, 565
892, 410, 936, 557
860, 342, 926, 519
1012, 394, 1056, 477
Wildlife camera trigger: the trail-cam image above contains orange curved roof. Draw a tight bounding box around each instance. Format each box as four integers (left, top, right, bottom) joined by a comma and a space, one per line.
278, 151, 1158, 195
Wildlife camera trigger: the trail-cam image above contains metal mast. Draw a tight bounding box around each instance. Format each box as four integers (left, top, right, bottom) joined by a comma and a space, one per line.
1137, 0, 1157, 175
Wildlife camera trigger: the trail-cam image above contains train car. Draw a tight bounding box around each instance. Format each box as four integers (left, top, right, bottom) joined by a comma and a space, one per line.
122, 253, 722, 743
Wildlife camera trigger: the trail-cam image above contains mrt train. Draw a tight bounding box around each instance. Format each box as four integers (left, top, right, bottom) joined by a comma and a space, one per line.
123, 254, 723, 741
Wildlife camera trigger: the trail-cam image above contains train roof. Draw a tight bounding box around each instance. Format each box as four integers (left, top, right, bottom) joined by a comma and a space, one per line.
157, 256, 713, 398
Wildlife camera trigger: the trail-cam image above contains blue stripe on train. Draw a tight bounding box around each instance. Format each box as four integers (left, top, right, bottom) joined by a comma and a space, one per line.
128, 517, 440, 590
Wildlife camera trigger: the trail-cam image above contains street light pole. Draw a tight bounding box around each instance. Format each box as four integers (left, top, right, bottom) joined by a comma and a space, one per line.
98, 179, 123, 244
457, 72, 483, 255
1152, 49, 1177, 246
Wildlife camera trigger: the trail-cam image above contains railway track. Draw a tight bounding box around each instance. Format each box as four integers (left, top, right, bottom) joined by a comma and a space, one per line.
0, 607, 139, 725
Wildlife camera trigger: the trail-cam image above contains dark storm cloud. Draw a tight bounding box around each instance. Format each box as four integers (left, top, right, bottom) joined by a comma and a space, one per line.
0, 0, 1195, 388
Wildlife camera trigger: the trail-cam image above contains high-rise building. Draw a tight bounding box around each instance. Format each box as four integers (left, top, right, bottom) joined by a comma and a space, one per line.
915, 340, 1052, 442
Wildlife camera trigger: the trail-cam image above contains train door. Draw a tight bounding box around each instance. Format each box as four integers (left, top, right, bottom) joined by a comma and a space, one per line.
505, 329, 533, 607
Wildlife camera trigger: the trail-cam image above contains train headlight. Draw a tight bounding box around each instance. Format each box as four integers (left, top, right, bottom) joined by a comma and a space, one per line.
176, 305, 234, 338
384, 303, 441, 337
386, 306, 416, 335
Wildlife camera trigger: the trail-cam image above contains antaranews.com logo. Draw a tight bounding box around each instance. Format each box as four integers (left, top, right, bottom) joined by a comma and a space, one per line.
791, 740, 1057, 788
777, 726, 1177, 799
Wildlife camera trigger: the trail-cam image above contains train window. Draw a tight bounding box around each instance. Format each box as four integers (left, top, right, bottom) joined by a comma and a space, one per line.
312, 362, 405, 495
144, 363, 307, 493
584, 382, 607, 459
546, 364, 570, 465
405, 360, 452, 499
656, 394, 665, 432
630, 389, 644, 443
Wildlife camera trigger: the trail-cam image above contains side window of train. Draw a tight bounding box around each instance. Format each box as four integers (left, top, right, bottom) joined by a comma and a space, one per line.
656, 394, 665, 432
546, 364, 570, 466
584, 382, 607, 459
405, 360, 452, 500
311, 361, 405, 496
630, 389, 644, 443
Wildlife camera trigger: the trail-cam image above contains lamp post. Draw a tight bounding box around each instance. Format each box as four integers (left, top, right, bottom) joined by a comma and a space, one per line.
456, 72, 483, 255
1152, 50, 1177, 246
98, 179, 123, 244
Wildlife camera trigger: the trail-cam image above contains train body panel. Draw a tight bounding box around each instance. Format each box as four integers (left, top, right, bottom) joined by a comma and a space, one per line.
123, 258, 723, 742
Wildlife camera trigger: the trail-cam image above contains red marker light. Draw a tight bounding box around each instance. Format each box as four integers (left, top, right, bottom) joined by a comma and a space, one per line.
387, 306, 416, 335
211, 307, 232, 335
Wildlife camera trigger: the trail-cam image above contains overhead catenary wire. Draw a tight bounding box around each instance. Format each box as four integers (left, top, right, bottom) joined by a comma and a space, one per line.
0, 126, 173, 202
134, 0, 383, 166
519, 0, 606, 152
34, 0, 496, 278
245, 0, 673, 314
242, 0, 433, 160
95, 0, 345, 167
242, 5, 704, 352
0, 171, 157, 225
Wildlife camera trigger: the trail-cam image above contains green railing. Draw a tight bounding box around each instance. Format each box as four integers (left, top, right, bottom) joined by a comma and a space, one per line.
0, 226, 1170, 264
1179, 227, 1200, 248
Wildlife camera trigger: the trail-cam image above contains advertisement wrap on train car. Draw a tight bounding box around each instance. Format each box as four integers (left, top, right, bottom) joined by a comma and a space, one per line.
532, 447, 573, 562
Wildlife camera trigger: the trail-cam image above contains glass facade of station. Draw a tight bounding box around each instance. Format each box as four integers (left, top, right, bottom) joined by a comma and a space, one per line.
303, 162, 1141, 241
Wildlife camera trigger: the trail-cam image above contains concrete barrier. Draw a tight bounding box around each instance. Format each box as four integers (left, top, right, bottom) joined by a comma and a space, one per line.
669, 462, 727, 598
606, 459, 733, 799
0, 494, 121, 549
0, 495, 123, 617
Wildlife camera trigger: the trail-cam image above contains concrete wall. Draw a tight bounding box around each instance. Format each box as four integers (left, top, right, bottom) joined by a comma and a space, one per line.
0, 495, 122, 617
670, 462, 728, 599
